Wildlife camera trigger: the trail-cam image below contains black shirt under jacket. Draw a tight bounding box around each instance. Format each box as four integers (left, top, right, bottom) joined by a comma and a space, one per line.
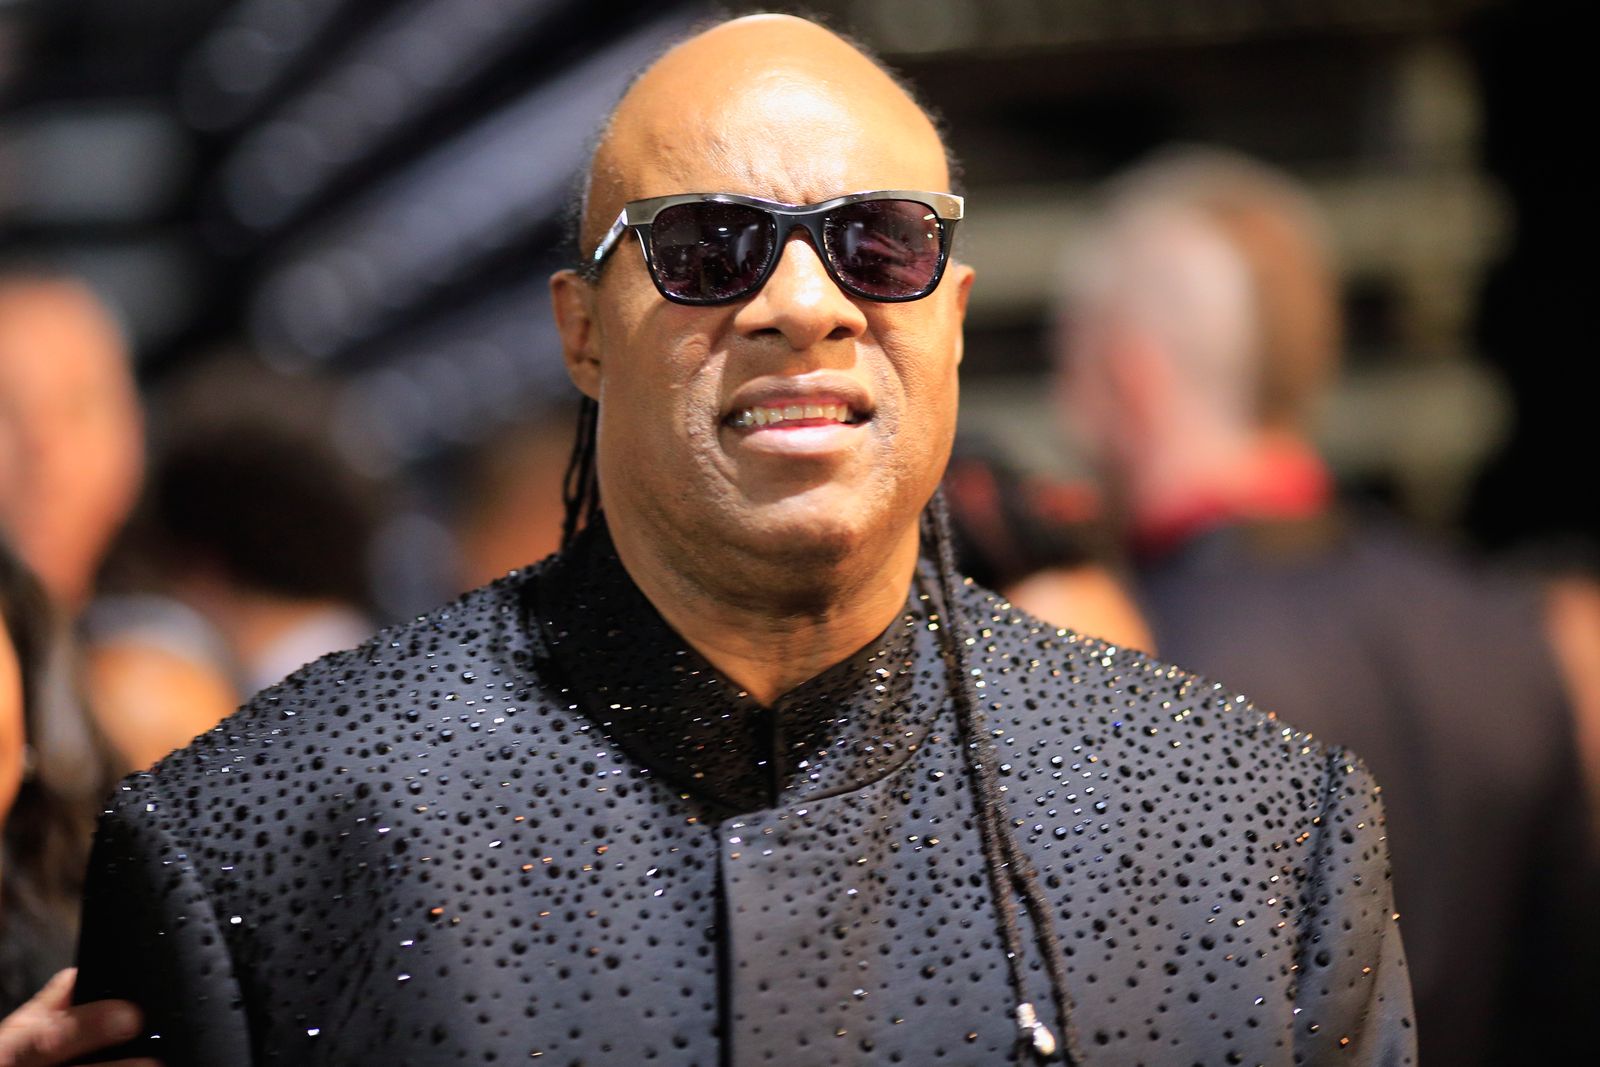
74, 522, 1415, 1066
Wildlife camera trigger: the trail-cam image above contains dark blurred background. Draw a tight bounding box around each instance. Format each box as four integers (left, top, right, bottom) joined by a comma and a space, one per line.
1, 0, 1586, 617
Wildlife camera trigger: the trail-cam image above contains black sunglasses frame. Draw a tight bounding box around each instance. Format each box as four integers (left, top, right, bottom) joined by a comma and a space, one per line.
583, 189, 964, 305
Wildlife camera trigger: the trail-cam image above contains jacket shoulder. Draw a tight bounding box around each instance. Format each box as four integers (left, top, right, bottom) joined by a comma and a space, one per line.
136, 565, 557, 796
958, 577, 1346, 772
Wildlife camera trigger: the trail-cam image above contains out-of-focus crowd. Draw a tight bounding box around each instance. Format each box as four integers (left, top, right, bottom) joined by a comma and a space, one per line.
1, 146, 1597, 1065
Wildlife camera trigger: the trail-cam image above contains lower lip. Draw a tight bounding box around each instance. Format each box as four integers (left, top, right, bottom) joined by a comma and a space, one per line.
723, 417, 867, 456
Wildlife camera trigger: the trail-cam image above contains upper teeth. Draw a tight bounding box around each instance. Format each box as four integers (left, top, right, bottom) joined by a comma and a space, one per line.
730, 403, 853, 428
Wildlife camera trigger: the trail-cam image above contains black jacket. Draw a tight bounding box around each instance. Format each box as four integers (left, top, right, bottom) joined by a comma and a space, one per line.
76, 524, 1414, 1065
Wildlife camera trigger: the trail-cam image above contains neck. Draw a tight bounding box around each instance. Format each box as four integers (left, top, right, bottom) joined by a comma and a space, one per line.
607, 518, 922, 706
1126, 427, 1330, 553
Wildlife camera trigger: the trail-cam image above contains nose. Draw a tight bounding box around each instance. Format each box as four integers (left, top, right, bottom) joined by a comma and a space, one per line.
732, 229, 867, 349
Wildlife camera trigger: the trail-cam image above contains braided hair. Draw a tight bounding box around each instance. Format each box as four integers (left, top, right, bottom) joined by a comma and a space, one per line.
559, 396, 602, 550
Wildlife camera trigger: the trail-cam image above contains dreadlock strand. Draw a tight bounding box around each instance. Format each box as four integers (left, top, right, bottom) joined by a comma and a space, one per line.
922, 501, 1034, 1021
561, 396, 600, 548
995, 807, 1089, 1067
926, 488, 1083, 1064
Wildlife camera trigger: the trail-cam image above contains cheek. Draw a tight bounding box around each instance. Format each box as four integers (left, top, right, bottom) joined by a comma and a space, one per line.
884, 299, 962, 403
594, 308, 725, 465
877, 319, 962, 469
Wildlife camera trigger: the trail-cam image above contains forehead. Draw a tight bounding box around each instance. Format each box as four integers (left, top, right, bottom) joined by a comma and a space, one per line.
619, 73, 948, 207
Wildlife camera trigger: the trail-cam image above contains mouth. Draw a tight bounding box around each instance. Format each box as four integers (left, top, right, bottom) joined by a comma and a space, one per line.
719, 386, 873, 460
724, 401, 864, 430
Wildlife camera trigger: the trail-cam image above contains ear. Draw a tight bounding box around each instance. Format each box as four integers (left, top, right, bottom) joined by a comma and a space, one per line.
947, 262, 976, 366
550, 269, 601, 400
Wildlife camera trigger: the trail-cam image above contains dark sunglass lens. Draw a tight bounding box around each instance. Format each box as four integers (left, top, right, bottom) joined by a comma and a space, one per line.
649, 203, 774, 302
823, 199, 944, 298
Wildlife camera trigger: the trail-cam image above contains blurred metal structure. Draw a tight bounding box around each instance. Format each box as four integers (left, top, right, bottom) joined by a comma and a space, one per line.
818, 0, 1490, 55
246, 14, 688, 367
180, 0, 365, 133
4, 0, 702, 472
212, 0, 596, 230
331, 276, 558, 476
195, 0, 703, 474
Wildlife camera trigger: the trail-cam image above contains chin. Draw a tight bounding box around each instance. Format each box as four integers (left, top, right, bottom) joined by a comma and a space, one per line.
746, 474, 935, 568
735, 500, 873, 567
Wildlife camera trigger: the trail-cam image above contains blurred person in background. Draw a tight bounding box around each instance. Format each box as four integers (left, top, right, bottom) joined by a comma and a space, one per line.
86, 357, 386, 771
943, 443, 1153, 651
0, 266, 193, 779
448, 401, 578, 593
0, 538, 144, 1066
0, 271, 143, 616
1054, 145, 1598, 1066
1544, 568, 1600, 827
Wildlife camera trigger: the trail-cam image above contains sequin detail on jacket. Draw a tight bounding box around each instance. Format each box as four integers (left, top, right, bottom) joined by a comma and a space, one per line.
74, 525, 1415, 1065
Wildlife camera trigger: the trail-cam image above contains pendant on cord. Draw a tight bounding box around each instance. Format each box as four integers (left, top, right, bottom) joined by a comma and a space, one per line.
1017, 1002, 1059, 1060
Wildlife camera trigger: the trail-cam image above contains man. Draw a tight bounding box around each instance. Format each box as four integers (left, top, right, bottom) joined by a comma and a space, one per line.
1055, 147, 1595, 1066
73, 17, 1413, 1065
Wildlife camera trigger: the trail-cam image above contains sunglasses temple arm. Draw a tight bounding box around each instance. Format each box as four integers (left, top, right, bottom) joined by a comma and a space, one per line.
586, 211, 630, 279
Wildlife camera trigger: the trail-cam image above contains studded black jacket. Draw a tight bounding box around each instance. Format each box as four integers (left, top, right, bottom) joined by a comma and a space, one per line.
74, 524, 1415, 1065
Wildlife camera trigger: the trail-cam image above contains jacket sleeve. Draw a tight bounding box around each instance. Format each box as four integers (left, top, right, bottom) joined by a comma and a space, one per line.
1292, 749, 1416, 1066
71, 778, 253, 1066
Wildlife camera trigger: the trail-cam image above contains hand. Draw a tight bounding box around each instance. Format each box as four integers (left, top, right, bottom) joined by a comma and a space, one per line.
0, 969, 158, 1067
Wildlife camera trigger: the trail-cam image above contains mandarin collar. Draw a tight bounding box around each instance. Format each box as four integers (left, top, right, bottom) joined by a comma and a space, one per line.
528, 522, 944, 813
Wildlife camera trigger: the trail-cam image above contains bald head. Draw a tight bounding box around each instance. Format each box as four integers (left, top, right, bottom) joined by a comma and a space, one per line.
1062, 149, 1340, 434
579, 15, 952, 257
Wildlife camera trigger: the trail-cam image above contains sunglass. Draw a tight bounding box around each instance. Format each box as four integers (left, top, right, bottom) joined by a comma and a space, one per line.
583, 189, 964, 305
